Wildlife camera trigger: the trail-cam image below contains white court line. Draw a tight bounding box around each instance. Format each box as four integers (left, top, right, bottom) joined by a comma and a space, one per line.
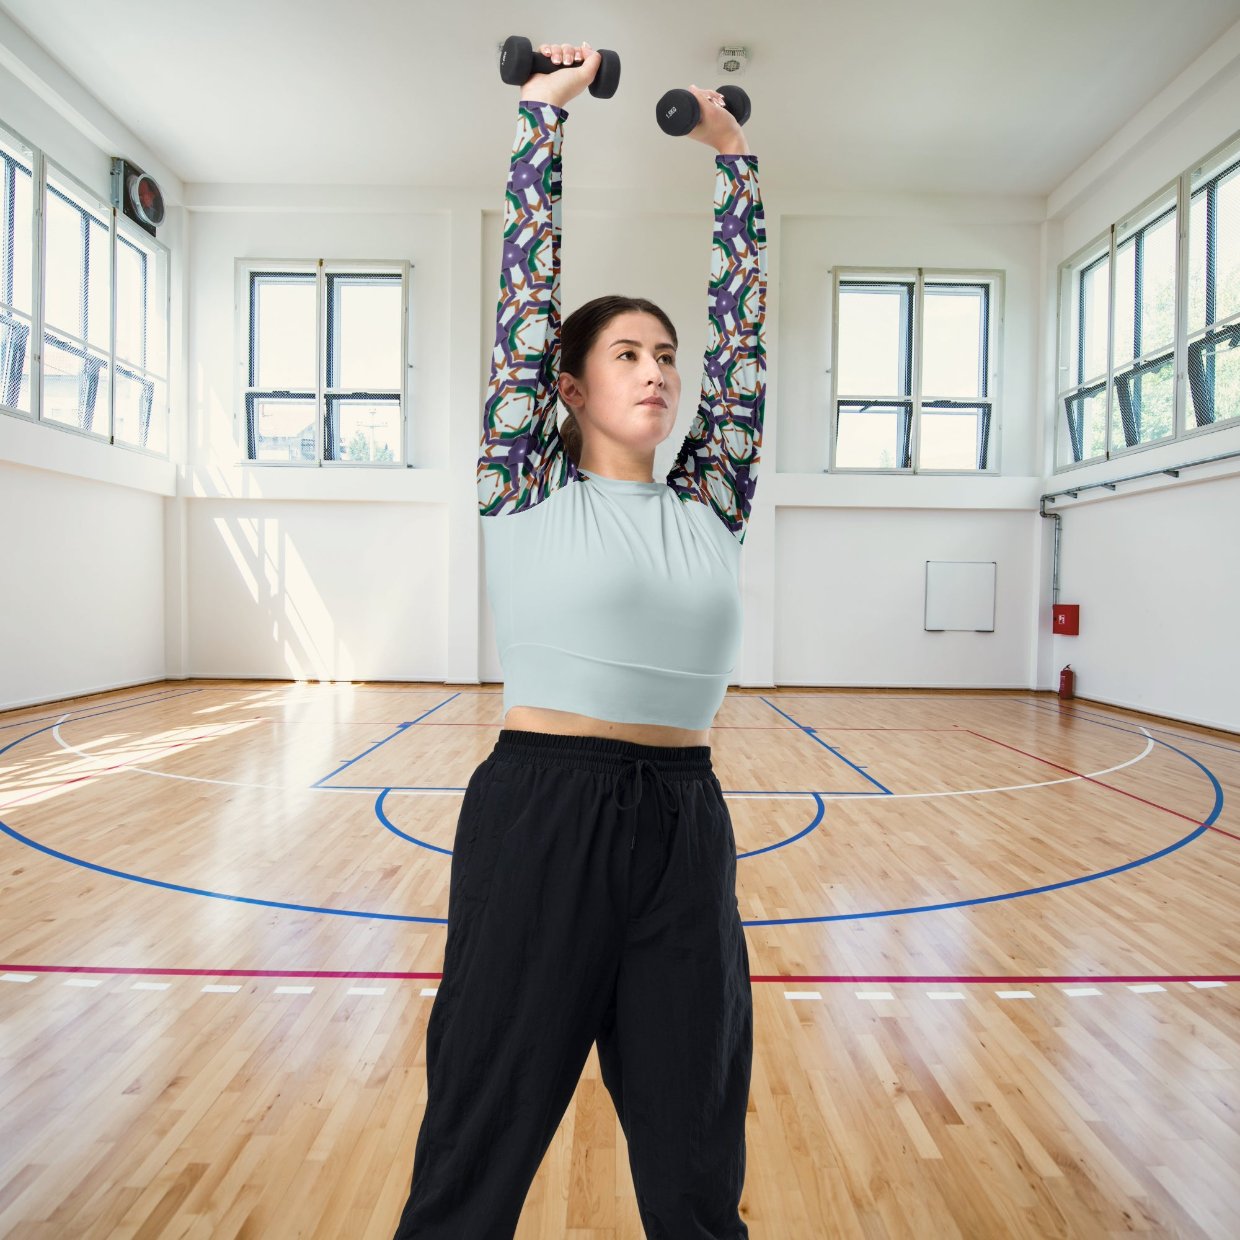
347, 986, 386, 996
131, 981, 170, 991
202, 984, 242, 993
1, 973, 35, 983
856, 991, 895, 1001
997, 990, 1035, 999
420, 987, 438, 997
1189, 980, 1227, 989
47, 721, 1157, 805
1128, 984, 1166, 993
1062, 987, 1103, 997
927, 992, 966, 1001
64, 978, 102, 988
784, 991, 824, 1001
274, 985, 314, 994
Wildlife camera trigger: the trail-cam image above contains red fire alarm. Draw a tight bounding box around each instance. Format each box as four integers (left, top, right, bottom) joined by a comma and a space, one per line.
1052, 604, 1080, 635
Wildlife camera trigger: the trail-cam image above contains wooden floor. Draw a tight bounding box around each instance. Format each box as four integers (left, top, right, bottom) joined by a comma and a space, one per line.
1, 680, 1238, 1238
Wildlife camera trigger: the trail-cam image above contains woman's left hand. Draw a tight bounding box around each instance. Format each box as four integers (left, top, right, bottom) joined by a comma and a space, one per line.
683, 85, 750, 155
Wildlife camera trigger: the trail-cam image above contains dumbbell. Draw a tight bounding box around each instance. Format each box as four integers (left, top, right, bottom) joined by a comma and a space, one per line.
655, 85, 751, 136
499, 35, 621, 99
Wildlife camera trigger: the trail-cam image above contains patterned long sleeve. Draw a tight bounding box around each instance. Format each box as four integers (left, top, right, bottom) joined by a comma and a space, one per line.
667, 155, 767, 546
477, 101, 574, 518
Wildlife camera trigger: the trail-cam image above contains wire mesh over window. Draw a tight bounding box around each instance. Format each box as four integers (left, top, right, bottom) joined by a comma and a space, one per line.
114, 226, 169, 454
1056, 133, 1240, 470
832, 276, 995, 471
1187, 148, 1240, 431
42, 167, 111, 436
1056, 248, 1109, 467
1111, 194, 1177, 451
244, 265, 406, 464
0, 126, 35, 415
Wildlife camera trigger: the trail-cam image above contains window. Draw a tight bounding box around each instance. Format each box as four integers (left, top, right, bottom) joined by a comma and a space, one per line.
0, 119, 171, 456
239, 260, 410, 466
830, 270, 1001, 472
114, 226, 169, 454
1187, 143, 1240, 433
0, 127, 35, 415
42, 165, 112, 436
1055, 130, 1240, 470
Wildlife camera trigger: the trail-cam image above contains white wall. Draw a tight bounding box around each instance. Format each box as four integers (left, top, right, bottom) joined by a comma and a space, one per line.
0, 52, 179, 710
2, 22, 1239, 732
0, 459, 165, 705
1038, 46, 1240, 731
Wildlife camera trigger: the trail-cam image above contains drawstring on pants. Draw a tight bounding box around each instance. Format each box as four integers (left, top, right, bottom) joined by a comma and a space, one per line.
614, 756, 681, 850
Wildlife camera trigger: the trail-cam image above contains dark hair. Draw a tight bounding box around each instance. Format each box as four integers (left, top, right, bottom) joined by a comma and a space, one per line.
558, 295, 678, 467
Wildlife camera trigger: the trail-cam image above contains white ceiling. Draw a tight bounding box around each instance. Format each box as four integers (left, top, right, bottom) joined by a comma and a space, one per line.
2, 0, 1239, 199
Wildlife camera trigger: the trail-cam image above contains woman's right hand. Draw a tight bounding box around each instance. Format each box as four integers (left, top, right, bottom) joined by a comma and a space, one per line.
521, 41, 601, 109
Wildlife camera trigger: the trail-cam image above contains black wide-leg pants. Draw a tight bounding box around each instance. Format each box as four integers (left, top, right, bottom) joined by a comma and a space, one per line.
392, 727, 753, 1239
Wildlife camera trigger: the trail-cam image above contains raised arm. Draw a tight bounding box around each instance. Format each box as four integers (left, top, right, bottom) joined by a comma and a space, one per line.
667, 153, 767, 545
477, 100, 572, 518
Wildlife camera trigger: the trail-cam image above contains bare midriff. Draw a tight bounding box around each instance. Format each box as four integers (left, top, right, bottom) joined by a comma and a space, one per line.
502, 705, 711, 748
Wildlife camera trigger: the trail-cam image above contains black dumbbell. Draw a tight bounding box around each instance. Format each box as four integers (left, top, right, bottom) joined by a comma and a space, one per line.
655, 84, 751, 136
499, 36, 621, 99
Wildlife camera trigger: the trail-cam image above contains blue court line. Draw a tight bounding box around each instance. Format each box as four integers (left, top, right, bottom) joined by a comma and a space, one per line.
310, 692, 464, 787
760, 696, 893, 794
1023, 696, 1240, 757
0, 691, 1225, 929
375, 788, 452, 855
743, 728, 1225, 926
0, 688, 206, 758
0, 814, 446, 924
375, 783, 832, 860
0, 686, 203, 732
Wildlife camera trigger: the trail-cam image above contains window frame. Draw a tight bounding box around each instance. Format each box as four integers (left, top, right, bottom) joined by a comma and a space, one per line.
110, 206, 171, 459
235, 257, 414, 468
0, 118, 171, 459
1054, 128, 1240, 474
827, 266, 1004, 475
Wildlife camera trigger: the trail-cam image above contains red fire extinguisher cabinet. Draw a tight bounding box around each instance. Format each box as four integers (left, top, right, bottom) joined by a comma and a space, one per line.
1053, 604, 1080, 635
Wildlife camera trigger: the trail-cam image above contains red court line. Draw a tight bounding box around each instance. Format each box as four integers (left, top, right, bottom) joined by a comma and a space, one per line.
1, 964, 1236, 984
963, 728, 1239, 840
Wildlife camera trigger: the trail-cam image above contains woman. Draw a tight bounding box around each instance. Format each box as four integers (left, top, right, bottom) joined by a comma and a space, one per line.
393, 39, 765, 1240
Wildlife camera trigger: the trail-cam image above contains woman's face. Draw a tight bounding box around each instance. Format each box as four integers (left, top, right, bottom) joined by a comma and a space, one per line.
559, 311, 682, 455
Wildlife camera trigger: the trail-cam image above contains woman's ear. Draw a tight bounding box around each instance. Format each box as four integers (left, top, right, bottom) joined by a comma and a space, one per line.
558, 372, 582, 410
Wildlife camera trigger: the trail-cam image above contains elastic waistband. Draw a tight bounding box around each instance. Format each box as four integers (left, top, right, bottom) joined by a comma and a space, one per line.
493, 728, 713, 777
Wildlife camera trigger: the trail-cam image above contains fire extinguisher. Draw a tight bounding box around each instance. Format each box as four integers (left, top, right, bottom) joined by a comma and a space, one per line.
1059, 664, 1075, 700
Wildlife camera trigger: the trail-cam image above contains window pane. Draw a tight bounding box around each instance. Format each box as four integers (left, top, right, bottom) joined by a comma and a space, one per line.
249, 394, 316, 461
251, 273, 316, 389
0, 130, 35, 320
0, 311, 32, 413
836, 282, 910, 396
1112, 353, 1174, 448
1189, 155, 1240, 335
1187, 323, 1240, 428
836, 401, 909, 468
42, 334, 110, 434
920, 404, 986, 469
327, 273, 402, 389
116, 231, 167, 376
327, 395, 401, 462
1057, 386, 1106, 467
115, 366, 167, 454
1114, 204, 1176, 369
44, 171, 110, 352
922, 284, 985, 398
1081, 256, 1111, 381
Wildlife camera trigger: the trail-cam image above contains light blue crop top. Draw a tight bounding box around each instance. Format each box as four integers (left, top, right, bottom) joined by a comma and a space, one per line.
477, 101, 767, 730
